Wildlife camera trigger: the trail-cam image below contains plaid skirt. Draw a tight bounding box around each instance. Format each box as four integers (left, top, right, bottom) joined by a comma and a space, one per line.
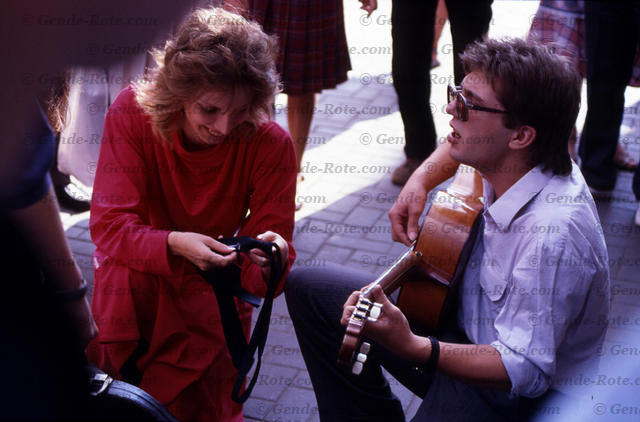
528, 0, 640, 87
248, 0, 351, 95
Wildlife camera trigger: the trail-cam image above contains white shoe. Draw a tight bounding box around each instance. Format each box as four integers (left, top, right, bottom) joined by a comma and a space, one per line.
635, 204, 640, 227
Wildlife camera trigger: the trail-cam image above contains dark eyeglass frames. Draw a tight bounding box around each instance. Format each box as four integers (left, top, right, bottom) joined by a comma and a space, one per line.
447, 84, 508, 121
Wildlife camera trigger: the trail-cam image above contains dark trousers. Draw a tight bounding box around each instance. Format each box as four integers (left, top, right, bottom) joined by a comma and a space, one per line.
284, 263, 520, 422
579, 1, 640, 194
391, 0, 493, 160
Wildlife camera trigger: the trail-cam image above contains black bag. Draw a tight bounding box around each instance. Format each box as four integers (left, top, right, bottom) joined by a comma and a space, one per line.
87, 365, 178, 421
198, 236, 282, 404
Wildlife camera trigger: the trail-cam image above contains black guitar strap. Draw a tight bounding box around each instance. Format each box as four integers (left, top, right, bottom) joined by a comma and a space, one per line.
197, 236, 282, 404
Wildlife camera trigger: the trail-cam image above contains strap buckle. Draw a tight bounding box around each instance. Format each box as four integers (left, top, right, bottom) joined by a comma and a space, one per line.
89, 372, 114, 396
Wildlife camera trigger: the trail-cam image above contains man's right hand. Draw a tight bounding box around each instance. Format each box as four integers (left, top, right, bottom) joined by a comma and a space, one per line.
168, 231, 237, 271
388, 174, 428, 246
388, 144, 460, 245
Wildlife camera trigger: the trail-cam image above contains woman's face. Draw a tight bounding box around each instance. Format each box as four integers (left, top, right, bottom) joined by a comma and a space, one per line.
181, 87, 251, 149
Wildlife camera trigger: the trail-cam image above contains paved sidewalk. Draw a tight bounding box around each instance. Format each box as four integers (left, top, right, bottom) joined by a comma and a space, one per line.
60, 2, 640, 421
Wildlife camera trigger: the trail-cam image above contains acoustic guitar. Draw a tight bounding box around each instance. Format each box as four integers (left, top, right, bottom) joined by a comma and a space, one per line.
337, 165, 484, 375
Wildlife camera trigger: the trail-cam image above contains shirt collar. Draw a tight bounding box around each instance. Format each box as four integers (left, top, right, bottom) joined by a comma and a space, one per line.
483, 165, 553, 229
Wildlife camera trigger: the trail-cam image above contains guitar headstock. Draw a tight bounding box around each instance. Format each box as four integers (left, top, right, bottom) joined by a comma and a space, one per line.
338, 294, 383, 375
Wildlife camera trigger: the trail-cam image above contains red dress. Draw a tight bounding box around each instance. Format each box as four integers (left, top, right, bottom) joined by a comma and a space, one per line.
87, 86, 297, 422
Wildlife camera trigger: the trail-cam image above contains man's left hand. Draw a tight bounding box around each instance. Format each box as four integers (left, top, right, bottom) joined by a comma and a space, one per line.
341, 285, 427, 362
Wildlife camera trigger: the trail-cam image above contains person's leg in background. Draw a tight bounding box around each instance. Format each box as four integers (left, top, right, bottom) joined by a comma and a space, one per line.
288, 91, 317, 210
445, 0, 493, 86
431, 0, 448, 69
579, 1, 637, 194
390, 0, 438, 186
289, 92, 317, 173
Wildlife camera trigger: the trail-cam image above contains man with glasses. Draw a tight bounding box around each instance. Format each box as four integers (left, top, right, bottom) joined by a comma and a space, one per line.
285, 38, 609, 421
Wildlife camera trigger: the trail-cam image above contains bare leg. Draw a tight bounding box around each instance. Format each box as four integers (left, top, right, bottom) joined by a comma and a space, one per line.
288, 92, 317, 172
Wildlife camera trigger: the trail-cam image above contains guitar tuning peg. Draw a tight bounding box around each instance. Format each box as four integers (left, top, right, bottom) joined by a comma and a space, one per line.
352, 361, 363, 375
352, 346, 370, 375
368, 302, 382, 321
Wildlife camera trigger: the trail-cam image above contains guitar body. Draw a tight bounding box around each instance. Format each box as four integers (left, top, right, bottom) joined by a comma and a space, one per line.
338, 165, 484, 373
396, 271, 448, 334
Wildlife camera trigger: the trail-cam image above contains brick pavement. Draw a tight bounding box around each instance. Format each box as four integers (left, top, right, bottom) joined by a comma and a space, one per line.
59, 2, 640, 421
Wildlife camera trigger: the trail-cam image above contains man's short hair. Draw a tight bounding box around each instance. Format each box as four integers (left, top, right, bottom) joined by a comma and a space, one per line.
460, 38, 581, 176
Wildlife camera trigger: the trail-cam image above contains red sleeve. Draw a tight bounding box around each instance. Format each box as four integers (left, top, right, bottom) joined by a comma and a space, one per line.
238, 123, 297, 297
89, 87, 176, 277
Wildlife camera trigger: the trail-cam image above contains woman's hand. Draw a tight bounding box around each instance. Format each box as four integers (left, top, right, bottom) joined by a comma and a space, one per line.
168, 231, 237, 271
246, 231, 289, 282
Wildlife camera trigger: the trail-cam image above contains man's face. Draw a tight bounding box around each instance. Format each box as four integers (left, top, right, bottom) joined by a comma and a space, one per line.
181, 87, 251, 149
446, 70, 515, 172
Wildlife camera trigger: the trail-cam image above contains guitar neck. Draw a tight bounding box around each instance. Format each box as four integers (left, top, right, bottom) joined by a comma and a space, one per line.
362, 247, 419, 298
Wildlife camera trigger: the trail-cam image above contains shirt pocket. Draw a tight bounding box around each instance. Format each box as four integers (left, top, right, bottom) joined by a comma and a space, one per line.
478, 260, 509, 303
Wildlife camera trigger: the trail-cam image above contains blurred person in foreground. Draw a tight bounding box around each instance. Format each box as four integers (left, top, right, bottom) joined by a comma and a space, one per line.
0, 1, 192, 419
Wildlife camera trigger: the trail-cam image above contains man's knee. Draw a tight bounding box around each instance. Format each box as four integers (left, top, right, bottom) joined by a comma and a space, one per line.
285, 264, 365, 319
285, 266, 335, 311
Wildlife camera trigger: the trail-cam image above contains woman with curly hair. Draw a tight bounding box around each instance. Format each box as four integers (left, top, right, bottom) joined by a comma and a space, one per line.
86, 7, 297, 421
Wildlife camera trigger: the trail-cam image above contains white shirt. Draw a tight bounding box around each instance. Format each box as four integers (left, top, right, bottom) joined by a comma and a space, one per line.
457, 163, 610, 398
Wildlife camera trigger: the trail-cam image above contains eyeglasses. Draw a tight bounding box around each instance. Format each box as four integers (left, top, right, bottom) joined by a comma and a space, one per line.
447, 84, 508, 121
